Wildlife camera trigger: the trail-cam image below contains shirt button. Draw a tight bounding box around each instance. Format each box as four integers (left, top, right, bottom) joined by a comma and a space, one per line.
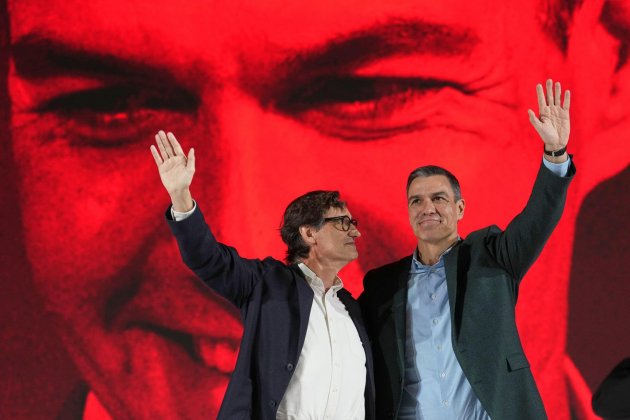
430, 293, 437, 300
269, 400, 276, 408
432, 318, 439, 325
286, 363, 294, 372
440, 371, 447, 379
443, 400, 449, 406
436, 345, 442, 351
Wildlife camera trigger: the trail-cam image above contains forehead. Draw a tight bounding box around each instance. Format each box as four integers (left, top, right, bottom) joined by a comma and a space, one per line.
407, 175, 455, 197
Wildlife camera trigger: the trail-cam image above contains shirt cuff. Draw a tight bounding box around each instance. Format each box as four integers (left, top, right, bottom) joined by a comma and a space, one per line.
542, 156, 571, 177
171, 200, 196, 221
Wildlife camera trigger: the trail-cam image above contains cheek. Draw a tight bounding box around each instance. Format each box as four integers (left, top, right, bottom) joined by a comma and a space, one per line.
10, 120, 168, 293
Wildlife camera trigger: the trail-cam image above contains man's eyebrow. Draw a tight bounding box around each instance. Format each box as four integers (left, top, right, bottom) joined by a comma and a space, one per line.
431, 191, 449, 197
11, 34, 182, 84
407, 191, 450, 201
242, 18, 477, 105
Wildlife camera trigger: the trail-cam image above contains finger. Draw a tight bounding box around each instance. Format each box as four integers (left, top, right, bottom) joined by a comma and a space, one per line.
150, 145, 163, 166
160, 131, 175, 156
156, 132, 169, 159
167, 131, 185, 157
562, 90, 571, 110
536, 83, 546, 111
528, 109, 542, 130
554, 81, 561, 106
546, 79, 553, 107
187, 147, 195, 172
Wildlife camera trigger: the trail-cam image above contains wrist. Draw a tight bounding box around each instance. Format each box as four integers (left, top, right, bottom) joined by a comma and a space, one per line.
170, 189, 194, 212
543, 144, 567, 157
543, 144, 568, 163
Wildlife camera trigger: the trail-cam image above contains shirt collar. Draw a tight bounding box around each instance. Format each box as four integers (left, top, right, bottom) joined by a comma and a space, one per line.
297, 262, 344, 294
411, 239, 460, 273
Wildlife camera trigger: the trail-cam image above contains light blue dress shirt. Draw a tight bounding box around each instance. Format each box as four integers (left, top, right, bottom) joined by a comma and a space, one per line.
398, 157, 571, 420
399, 249, 491, 420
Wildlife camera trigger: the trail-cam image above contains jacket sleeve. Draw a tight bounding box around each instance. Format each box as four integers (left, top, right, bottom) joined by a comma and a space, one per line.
480, 159, 575, 281
166, 204, 267, 308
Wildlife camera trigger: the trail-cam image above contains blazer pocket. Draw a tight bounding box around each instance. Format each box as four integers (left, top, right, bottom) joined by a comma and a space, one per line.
506, 353, 530, 372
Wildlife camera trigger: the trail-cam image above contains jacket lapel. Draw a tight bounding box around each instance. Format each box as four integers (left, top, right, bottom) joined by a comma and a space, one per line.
289, 264, 315, 359
339, 290, 376, 420
392, 257, 411, 377
444, 241, 463, 340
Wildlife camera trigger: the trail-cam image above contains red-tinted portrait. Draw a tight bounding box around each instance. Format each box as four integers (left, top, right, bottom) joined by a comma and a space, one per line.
1, 0, 629, 418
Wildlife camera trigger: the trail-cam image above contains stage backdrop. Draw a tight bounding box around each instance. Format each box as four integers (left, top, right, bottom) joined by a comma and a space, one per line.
1, 0, 629, 418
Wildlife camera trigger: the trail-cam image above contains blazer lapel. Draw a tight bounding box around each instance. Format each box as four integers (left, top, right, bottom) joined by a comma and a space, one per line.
338, 289, 376, 419
444, 242, 462, 340
289, 265, 315, 359
392, 257, 411, 377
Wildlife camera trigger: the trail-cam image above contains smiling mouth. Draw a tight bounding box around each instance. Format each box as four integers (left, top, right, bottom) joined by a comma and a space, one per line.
419, 219, 440, 225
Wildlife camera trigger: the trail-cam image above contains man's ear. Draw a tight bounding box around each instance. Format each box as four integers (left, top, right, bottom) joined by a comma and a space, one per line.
299, 225, 317, 245
457, 199, 466, 221
568, 0, 630, 196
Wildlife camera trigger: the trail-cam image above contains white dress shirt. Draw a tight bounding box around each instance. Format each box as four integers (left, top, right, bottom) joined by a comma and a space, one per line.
276, 263, 366, 420
171, 207, 367, 419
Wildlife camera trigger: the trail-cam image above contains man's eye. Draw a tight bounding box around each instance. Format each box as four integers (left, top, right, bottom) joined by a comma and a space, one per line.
35, 84, 199, 147
275, 76, 469, 140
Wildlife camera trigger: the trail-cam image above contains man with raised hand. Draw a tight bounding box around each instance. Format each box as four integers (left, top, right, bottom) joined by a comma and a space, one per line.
360, 80, 573, 420
151, 131, 374, 420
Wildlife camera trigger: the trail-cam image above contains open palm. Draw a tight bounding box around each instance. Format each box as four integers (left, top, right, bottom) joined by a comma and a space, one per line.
150, 131, 195, 195
528, 79, 570, 150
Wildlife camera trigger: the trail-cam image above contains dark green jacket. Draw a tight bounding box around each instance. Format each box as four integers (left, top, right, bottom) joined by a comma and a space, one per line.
360, 161, 575, 420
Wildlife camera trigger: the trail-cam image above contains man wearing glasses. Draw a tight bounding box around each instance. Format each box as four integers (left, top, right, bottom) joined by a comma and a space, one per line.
150, 130, 374, 420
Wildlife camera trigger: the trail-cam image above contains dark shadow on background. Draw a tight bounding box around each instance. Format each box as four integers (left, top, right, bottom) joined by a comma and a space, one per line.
568, 165, 630, 392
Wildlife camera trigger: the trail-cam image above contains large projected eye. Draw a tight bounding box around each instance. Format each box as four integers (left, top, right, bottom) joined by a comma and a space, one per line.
35, 83, 199, 147
273, 75, 472, 140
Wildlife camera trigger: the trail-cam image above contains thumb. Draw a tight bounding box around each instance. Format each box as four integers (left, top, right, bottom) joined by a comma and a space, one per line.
187, 148, 195, 172
528, 109, 542, 130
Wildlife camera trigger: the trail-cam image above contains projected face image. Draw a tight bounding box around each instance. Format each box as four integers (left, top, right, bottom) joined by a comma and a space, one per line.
7, 0, 626, 418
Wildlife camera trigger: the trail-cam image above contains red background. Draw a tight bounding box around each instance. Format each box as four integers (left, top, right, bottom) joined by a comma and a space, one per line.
1, 0, 629, 418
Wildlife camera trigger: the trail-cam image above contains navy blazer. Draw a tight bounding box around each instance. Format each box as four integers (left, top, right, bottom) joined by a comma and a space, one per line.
168, 207, 375, 420
360, 161, 575, 420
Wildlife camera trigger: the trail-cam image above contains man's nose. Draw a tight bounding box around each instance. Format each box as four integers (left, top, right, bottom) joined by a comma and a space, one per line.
349, 226, 361, 238
421, 200, 436, 215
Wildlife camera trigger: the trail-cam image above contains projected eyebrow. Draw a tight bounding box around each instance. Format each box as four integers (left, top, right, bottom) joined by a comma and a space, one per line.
243, 19, 478, 109
11, 35, 200, 112
289, 19, 477, 69
10, 35, 201, 147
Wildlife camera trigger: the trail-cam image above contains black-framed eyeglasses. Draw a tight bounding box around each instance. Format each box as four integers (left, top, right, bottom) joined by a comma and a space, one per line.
322, 215, 359, 232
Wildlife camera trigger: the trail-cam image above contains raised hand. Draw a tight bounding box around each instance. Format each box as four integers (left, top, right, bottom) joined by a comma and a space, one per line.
528, 79, 570, 153
150, 130, 195, 211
